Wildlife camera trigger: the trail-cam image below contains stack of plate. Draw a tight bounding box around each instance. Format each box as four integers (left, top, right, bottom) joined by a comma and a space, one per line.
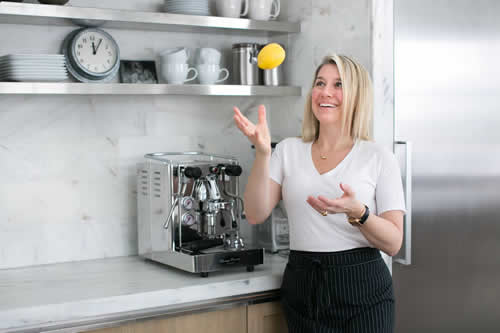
164, 0, 211, 16
0, 54, 68, 82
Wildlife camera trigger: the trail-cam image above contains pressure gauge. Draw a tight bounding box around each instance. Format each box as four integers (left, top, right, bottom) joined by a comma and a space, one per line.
181, 213, 195, 226
181, 196, 194, 210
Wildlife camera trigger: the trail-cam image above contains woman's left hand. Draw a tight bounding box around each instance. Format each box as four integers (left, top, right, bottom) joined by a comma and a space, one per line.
306, 183, 364, 217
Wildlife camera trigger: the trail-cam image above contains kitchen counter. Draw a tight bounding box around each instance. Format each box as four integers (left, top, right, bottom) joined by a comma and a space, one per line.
0, 253, 288, 332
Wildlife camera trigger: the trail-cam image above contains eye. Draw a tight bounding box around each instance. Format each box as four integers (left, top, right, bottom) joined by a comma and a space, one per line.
315, 80, 325, 86
335, 81, 342, 88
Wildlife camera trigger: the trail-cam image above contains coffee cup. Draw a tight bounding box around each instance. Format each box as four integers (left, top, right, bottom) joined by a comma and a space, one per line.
216, 0, 248, 18
196, 48, 222, 64
159, 47, 190, 64
162, 63, 198, 84
248, 0, 280, 21
197, 64, 229, 84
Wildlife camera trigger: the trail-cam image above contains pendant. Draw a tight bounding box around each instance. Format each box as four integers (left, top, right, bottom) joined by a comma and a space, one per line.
320, 155, 327, 160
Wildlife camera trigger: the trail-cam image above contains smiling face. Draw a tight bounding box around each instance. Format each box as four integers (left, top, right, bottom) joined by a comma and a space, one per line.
311, 64, 343, 125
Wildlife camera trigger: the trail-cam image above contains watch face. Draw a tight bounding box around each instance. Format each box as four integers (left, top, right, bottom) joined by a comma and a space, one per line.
72, 29, 118, 75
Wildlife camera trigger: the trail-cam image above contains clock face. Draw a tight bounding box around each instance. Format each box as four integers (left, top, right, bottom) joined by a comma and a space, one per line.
72, 30, 118, 75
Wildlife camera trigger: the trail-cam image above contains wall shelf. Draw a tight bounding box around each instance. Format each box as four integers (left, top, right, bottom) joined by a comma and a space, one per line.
0, 82, 301, 96
0, 2, 300, 34
0, 3, 301, 97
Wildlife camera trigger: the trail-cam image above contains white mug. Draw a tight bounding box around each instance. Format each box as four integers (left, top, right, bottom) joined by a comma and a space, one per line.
162, 63, 198, 84
197, 64, 229, 84
216, 0, 248, 18
248, 0, 280, 21
159, 47, 190, 64
196, 48, 222, 64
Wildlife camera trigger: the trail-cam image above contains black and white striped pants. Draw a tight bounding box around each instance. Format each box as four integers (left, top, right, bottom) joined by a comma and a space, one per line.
280, 247, 394, 333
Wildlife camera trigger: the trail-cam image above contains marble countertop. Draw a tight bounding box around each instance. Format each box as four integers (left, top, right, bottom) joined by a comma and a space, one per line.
0, 253, 287, 332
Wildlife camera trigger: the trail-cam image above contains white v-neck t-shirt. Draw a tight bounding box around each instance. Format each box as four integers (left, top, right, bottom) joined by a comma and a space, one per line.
269, 137, 406, 252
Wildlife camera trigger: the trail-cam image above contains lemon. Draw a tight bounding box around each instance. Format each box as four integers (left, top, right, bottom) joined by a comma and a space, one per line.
257, 43, 286, 70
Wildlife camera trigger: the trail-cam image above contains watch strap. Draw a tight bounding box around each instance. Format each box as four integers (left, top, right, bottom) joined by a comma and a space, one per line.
358, 205, 370, 224
348, 204, 370, 226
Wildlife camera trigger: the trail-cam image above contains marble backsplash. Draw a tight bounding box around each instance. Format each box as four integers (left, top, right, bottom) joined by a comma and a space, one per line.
0, 0, 376, 269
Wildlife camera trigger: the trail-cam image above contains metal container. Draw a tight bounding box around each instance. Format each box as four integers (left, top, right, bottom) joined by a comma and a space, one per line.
232, 43, 262, 85
263, 66, 283, 86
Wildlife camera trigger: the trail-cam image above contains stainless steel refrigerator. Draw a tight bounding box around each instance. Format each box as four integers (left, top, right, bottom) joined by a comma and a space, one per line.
392, 0, 500, 332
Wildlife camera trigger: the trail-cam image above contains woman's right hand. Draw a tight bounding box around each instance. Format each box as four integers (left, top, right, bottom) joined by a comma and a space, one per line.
233, 105, 271, 155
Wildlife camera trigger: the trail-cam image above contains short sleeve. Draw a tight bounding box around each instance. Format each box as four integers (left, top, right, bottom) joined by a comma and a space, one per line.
269, 141, 284, 185
375, 150, 406, 215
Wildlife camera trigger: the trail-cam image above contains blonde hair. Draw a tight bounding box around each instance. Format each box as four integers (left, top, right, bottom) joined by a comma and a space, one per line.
301, 54, 373, 142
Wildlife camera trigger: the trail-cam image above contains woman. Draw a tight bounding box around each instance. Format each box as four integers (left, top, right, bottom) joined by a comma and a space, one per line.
233, 54, 405, 333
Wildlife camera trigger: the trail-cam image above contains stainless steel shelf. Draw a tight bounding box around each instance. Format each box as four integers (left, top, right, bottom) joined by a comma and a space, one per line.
0, 2, 300, 34
0, 83, 302, 96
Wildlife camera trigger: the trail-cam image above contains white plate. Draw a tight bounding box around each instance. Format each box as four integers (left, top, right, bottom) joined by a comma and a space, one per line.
165, 9, 210, 15
0, 66, 67, 72
165, 0, 209, 4
0, 56, 65, 63
0, 71, 68, 76
165, 7, 210, 11
0, 71, 68, 77
0, 68, 67, 74
165, 6, 210, 10
164, 3, 209, 6
165, 0, 209, 2
165, 3, 209, 6
165, 11, 211, 16
0, 77, 68, 82
0, 63, 66, 70
0, 60, 66, 67
0, 54, 65, 59
0, 74, 68, 80
165, 3, 209, 7
165, 1, 209, 5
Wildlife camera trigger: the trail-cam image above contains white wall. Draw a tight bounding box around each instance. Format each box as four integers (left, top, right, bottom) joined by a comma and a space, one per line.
0, 0, 376, 269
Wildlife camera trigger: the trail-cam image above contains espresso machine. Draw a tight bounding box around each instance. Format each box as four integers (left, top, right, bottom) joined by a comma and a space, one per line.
137, 152, 264, 277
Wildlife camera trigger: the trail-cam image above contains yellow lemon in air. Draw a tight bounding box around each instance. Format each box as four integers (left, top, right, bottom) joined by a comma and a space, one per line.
257, 43, 286, 70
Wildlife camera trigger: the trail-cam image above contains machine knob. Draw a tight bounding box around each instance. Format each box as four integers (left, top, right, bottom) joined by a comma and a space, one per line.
224, 165, 242, 177
184, 167, 202, 179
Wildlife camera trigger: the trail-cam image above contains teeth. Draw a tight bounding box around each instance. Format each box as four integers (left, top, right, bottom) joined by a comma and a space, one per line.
320, 103, 336, 107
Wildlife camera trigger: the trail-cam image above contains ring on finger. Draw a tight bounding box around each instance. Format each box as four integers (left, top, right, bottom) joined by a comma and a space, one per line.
320, 210, 328, 216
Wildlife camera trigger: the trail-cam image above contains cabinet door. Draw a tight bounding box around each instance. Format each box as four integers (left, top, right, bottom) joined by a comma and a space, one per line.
88, 306, 247, 333
247, 301, 288, 333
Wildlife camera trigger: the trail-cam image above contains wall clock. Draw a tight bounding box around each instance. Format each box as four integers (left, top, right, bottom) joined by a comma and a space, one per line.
62, 28, 120, 83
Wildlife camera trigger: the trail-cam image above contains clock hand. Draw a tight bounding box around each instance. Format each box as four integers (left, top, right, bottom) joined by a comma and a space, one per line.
95, 38, 103, 54
91, 41, 96, 55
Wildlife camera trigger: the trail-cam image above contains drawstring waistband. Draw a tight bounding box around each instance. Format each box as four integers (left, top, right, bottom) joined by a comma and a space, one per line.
288, 247, 382, 320
307, 258, 331, 320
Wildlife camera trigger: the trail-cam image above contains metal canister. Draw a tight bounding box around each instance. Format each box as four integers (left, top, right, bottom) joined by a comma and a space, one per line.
263, 66, 283, 86
232, 43, 262, 85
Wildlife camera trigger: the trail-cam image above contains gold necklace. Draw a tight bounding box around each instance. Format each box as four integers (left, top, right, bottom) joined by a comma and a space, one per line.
317, 144, 328, 160
317, 140, 353, 160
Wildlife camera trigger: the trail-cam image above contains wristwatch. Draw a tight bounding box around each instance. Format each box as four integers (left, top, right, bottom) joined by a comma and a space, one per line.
348, 205, 370, 226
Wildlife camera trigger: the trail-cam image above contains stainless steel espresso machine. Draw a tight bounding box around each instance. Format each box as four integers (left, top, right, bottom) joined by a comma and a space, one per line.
137, 152, 264, 277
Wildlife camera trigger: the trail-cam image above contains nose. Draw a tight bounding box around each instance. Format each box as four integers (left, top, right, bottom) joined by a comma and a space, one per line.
320, 86, 333, 97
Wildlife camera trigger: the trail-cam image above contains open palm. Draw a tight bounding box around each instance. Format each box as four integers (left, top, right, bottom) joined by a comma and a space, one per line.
233, 105, 271, 155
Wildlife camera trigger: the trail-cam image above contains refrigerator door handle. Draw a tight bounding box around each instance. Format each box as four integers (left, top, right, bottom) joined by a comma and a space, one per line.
394, 141, 412, 265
